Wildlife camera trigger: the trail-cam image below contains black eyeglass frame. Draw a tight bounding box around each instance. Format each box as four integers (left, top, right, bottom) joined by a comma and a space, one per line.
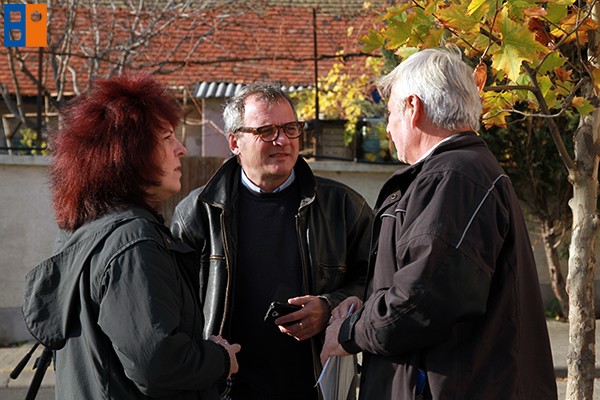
235, 121, 305, 142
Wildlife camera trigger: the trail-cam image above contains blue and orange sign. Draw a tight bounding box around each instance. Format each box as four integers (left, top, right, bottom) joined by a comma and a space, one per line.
4, 4, 47, 47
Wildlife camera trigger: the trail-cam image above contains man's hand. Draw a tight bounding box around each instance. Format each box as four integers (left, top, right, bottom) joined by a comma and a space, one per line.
331, 296, 362, 320
320, 317, 351, 366
319, 297, 361, 365
276, 295, 330, 341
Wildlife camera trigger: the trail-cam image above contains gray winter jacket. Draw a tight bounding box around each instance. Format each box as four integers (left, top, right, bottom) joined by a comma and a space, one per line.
23, 207, 229, 400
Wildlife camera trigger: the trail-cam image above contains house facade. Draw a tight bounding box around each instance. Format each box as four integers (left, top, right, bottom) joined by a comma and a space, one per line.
1, 1, 386, 157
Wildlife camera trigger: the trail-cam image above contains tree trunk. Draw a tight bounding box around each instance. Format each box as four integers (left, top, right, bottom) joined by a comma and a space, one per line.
540, 220, 569, 318
565, 112, 599, 400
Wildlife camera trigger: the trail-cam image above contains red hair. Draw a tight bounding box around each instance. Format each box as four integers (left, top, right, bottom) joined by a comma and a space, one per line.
50, 72, 181, 231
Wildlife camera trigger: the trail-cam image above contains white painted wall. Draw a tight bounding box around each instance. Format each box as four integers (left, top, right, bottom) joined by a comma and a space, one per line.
201, 98, 230, 158
0, 156, 581, 344
0, 155, 58, 344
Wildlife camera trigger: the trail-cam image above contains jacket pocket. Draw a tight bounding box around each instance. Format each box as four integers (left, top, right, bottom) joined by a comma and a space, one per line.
318, 264, 347, 290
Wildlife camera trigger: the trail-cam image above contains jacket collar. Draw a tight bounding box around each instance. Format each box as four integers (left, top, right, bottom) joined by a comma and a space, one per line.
199, 156, 317, 209
375, 132, 482, 209
53, 207, 162, 253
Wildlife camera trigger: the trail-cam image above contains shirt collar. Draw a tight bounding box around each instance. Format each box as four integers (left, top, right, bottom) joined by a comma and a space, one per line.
241, 169, 296, 193
415, 134, 461, 164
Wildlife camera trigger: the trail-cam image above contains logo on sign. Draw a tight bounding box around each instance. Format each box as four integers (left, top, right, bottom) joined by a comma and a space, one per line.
4, 4, 47, 47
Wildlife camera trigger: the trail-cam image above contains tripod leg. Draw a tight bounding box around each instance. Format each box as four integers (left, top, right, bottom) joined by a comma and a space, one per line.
10, 342, 39, 380
25, 346, 52, 400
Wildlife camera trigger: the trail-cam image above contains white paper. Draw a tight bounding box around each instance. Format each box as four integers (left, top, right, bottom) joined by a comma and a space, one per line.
317, 303, 357, 400
317, 354, 356, 400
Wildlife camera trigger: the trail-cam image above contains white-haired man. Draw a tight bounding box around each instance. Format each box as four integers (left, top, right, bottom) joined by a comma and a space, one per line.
321, 48, 557, 399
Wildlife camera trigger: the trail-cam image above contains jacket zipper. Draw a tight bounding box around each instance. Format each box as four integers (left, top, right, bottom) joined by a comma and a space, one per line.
296, 204, 324, 396
219, 211, 232, 336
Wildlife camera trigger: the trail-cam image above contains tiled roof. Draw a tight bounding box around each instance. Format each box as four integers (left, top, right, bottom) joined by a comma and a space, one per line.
193, 81, 311, 98
0, 3, 383, 98
88, 0, 385, 16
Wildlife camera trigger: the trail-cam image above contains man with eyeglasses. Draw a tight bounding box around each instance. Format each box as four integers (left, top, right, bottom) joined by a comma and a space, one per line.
171, 82, 373, 400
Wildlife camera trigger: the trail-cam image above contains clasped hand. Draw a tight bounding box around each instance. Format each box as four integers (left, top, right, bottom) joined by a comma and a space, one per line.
209, 335, 241, 378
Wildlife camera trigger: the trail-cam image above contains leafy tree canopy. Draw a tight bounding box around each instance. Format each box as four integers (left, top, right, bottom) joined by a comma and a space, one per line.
361, 0, 597, 129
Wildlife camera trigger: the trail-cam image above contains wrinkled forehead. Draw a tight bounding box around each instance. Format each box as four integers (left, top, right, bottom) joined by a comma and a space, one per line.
243, 96, 295, 122
244, 93, 290, 109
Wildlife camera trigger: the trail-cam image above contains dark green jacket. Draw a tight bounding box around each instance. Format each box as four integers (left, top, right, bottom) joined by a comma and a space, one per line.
23, 207, 229, 400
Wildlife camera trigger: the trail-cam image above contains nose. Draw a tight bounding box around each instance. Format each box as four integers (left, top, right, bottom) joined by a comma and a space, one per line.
175, 138, 187, 157
272, 126, 290, 145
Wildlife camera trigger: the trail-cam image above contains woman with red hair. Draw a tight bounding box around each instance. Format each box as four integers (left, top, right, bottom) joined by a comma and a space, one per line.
22, 73, 240, 400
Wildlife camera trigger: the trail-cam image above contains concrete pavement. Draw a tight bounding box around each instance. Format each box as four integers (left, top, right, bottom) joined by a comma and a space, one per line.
1, 320, 600, 399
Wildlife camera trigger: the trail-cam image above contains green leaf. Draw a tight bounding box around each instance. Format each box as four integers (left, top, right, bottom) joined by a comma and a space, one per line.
545, 2, 568, 24
574, 98, 595, 116
395, 47, 419, 61
436, 0, 484, 33
382, 4, 411, 22
505, 0, 538, 20
491, 7, 549, 82
538, 75, 553, 98
383, 13, 415, 49
421, 26, 445, 48
591, 68, 600, 93
492, 46, 523, 84
535, 75, 561, 109
407, 7, 439, 47
482, 90, 517, 127
361, 29, 385, 53
546, 0, 576, 5
537, 52, 566, 75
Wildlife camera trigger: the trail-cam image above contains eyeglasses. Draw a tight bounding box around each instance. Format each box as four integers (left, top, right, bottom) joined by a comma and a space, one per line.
236, 121, 304, 142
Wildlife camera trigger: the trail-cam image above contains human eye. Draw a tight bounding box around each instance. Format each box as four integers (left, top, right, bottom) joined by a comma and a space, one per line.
284, 122, 297, 131
284, 122, 301, 134
163, 129, 175, 142
256, 124, 277, 138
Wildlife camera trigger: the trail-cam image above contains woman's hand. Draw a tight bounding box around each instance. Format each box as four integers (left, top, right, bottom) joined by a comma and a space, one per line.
209, 335, 241, 378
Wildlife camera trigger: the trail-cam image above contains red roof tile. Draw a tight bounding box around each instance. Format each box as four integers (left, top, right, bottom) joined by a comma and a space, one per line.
1, 4, 382, 97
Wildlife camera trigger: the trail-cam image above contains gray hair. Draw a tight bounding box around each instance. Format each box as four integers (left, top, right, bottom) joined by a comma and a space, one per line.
378, 47, 482, 132
222, 82, 297, 135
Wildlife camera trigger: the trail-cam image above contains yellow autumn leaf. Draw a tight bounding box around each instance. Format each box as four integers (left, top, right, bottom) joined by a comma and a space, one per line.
436, 0, 484, 33
571, 96, 584, 108
467, 0, 488, 16
592, 68, 600, 93
573, 98, 595, 115
491, 7, 549, 82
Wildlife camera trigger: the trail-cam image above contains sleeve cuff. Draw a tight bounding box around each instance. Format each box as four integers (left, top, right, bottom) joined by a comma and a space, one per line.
212, 342, 231, 391
317, 295, 333, 310
338, 308, 363, 354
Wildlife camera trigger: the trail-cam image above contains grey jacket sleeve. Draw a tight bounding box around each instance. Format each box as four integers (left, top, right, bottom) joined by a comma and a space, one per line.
343, 171, 501, 356
96, 240, 228, 397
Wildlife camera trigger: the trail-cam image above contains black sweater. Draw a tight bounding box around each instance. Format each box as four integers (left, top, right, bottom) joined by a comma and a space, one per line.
230, 182, 317, 399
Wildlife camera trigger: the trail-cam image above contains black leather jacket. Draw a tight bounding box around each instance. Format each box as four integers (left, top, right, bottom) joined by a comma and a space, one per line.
171, 156, 373, 371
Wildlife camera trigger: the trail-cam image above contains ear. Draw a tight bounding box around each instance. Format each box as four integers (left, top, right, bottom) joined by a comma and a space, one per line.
228, 133, 241, 156
406, 95, 424, 128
